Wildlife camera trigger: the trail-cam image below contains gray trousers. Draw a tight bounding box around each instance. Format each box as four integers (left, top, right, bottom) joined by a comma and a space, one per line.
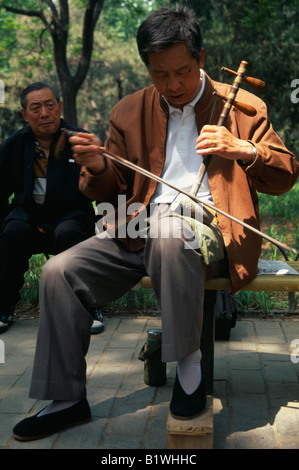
29, 205, 225, 401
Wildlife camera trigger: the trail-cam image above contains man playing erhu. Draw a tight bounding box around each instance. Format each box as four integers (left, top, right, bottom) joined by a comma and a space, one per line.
13, 5, 298, 440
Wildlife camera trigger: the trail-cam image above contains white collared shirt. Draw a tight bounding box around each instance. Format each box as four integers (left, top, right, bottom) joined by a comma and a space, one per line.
152, 71, 213, 206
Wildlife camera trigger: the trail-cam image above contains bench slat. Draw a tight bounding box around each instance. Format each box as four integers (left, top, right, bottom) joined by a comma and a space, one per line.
141, 261, 299, 292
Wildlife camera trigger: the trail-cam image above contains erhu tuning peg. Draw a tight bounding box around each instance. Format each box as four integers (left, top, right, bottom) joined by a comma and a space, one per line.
221, 66, 266, 92
213, 91, 257, 117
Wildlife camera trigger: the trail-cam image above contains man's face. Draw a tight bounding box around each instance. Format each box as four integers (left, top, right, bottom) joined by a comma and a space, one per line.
147, 43, 205, 110
21, 87, 63, 139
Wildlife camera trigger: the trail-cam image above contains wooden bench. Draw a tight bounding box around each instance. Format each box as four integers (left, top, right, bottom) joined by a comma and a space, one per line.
140, 259, 299, 449
141, 260, 299, 293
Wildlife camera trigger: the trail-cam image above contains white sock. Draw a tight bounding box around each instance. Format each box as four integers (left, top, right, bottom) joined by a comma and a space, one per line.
37, 400, 79, 417
177, 348, 202, 395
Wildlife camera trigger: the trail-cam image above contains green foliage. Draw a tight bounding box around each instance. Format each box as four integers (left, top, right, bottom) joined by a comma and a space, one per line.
1, 0, 298, 153
0, 12, 17, 70
235, 290, 276, 314
77, 32, 151, 140
172, 0, 299, 156
259, 183, 299, 222
102, 288, 159, 315
101, 0, 155, 40
19, 254, 48, 306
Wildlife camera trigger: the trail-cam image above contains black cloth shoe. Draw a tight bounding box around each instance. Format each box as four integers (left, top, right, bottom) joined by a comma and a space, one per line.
0, 306, 14, 334
90, 307, 104, 334
13, 398, 91, 441
169, 372, 206, 420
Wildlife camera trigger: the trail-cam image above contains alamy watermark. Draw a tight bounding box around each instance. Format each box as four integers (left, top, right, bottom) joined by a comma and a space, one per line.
0, 340, 4, 364
290, 79, 299, 104
0, 79, 4, 104
95, 195, 205, 250
291, 339, 299, 364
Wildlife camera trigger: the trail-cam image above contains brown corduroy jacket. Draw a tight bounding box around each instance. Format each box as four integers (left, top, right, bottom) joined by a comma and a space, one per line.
79, 72, 298, 293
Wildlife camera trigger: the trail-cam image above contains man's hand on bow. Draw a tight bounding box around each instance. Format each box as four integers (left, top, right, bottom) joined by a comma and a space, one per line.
70, 132, 107, 174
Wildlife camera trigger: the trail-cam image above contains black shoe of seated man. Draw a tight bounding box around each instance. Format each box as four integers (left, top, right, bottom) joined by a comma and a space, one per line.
13, 398, 91, 441
90, 307, 104, 334
170, 372, 206, 420
0, 306, 14, 334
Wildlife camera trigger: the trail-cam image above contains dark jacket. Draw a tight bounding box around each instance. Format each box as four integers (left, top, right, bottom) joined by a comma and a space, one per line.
0, 119, 95, 230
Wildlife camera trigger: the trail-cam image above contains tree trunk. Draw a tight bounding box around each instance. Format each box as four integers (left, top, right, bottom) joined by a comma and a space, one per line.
60, 84, 78, 125
2, 0, 105, 127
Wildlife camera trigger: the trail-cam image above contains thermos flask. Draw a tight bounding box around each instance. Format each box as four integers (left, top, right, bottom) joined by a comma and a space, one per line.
138, 328, 167, 386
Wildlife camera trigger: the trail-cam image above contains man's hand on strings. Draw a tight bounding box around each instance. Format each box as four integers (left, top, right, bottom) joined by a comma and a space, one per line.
196, 125, 255, 163
70, 132, 107, 174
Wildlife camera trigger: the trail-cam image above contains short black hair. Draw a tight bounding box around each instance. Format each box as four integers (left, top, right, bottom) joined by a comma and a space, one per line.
20, 82, 60, 109
137, 5, 202, 66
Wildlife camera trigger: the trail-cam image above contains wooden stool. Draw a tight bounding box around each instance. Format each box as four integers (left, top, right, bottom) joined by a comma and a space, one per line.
167, 396, 213, 449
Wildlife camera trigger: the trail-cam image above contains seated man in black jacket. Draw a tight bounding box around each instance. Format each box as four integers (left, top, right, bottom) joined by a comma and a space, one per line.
0, 81, 103, 334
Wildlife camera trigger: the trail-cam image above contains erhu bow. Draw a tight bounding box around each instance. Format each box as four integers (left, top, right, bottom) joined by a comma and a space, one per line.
54, 62, 297, 257
89, 148, 297, 257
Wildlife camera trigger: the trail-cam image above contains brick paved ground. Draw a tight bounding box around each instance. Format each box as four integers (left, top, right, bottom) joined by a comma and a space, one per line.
0, 314, 298, 449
